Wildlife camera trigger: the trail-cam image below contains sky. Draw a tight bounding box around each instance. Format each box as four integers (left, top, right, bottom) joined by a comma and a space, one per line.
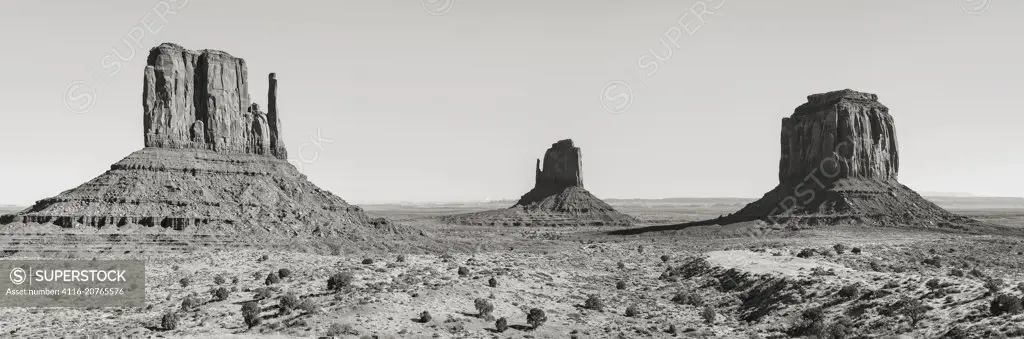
0, 0, 1021, 205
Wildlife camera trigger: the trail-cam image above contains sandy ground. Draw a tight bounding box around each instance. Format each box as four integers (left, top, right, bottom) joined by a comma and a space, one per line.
0, 202, 1023, 338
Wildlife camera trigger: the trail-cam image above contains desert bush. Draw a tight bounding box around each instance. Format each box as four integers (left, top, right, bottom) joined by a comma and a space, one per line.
265, 272, 280, 285
970, 268, 986, 279
701, 306, 717, 324
397, 254, 406, 263
488, 277, 498, 288
926, 278, 942, 290
584, 294, 605, 311
821, 316, 853, 339
869, 261, 883, 272
327, 272, 354, 291
833, 243, 847, 255
241, 301, 261, 328
527, 308, 547, 329
298, 299, 319, 314
213, 287, 230, 301
797, 248, 815, 258
495, 317, 508, 332
279, 292, 300, 314
419, 310, 432, 323
661, 254, 671, 262
787, 307, 825, 337
950, 269, 964, 277
851, 247, 861, 254
181, 295, 200, 312
617, 262, 625, 270
625, 304, 640, 317
278, 268, 292, 279
231, 276, 239, 284
990, 293, 1023, 316
161, 312, 179, 331
944, 326, 968, 339
882, 281, 899, 289
179, 277, 191, 288
253, 271, 263, 280
922, 256, 943, 268
361, 258, 374, 265
259, 254, 269, 262
671, 290, 704, 307
838, 283, 860, 300
474, 298, 494, 317
637, 245, 644, 254
326, 323, 359, 337
214, 275, 226, 285
254, 287, 273, 300
458, 266, 470, 276
896, 296, 928, 326
616, 280, 627, 290
985, 278, 1005, 295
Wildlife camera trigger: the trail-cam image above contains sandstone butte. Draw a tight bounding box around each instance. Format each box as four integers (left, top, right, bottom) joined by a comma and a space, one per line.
723, 89, 977, 228
442, 139, 638, 227
0, 43, 415, 240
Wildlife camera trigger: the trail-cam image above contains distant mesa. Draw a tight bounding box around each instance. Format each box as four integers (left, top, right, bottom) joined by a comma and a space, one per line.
1, 43, 414, 240
722, 89, 976, 227
441, 139, 638, 227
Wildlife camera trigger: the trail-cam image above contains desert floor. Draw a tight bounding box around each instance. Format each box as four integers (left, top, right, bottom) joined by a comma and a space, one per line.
1, 199, 1024, 338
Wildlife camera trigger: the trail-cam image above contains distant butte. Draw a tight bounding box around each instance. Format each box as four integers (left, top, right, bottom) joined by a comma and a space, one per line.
723, 89, 977, 227
441, 139, 638, 227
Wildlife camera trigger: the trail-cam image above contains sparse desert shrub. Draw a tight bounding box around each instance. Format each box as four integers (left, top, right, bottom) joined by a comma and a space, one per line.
990, 293, 1023, 316
584, 294, 605, 311
214, 275, 226, 285
637, 245, 644, 254
181, 295, 200, 312
278, 268, 292, 279
970, 268, 986, 279
279, 292, 300, 314
254, 287, 273, 300
701, 306, 717, 324
458, 266, 470, 276
241, 301, 262, 328
265, 272, 280, 285
882, 281, 899, 290
253, 271, 263, 280
474, 298, 494, 317
787, 307, 825, 337
327, 272, 354, 291
326, 323, 359, 337
625, 304, 640, 317
298, 299, 319, 314
361, 258, 374, 265
838, 283, 860, 300
259, 254, 269, 262
661, 254, 671, 262
527, 308, 547, 329
488, 277, 498, 288
179, 277, 191, 288
617, 262, 626, 270
231, 276, 239, 284
419, 310, 432, 323
895, 296, 928, 326
671, 290, 704, 307
926, 278, 942, 290
397, 254, 406, 263
950, 269, 965, 277
833, 243, 847, 255
822, 316, 853, 339
985, 278, 1005, 295
869, 261, 883, 272
944, 326, 969, 339
668, 324, 678, 335
797, 248, 815, 258
922, 256, 943, 268
851, 247, 861, 254
161, 312, 179, 331
214, 287, 230, 301
616, 280, 627, 290
495, 317, 508, 332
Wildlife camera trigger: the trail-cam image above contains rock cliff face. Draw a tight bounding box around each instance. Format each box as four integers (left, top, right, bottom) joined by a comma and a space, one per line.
725, 89, 974, 227
143, 43, 286, 159
779, 89, 898, 183
443, 139, 636, 227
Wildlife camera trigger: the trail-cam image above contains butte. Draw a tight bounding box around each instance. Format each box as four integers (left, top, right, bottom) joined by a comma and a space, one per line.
0, 43, 412, 240
442, 139, 638, 227
722, 89, 977, 228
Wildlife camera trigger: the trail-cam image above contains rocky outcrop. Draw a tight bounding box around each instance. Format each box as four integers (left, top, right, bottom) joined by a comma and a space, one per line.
779, 89, 898, 182
443, 139, 637, 227
725, 89, 974, 227
1, 43, 415, 241
143, 43, 286, 159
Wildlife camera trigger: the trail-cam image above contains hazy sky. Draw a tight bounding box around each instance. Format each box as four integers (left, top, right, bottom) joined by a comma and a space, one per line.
0, 0, 1021, 205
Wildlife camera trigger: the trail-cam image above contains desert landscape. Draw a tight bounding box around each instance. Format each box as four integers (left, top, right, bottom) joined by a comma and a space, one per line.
2, 2, 1023, 339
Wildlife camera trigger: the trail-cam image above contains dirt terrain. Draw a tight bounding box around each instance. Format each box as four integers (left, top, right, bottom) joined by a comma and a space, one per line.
1, 199, 1023, 338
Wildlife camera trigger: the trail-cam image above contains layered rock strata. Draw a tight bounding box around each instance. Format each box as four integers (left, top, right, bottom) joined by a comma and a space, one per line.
443, 139, 637, 226
725, 89, 974, 227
